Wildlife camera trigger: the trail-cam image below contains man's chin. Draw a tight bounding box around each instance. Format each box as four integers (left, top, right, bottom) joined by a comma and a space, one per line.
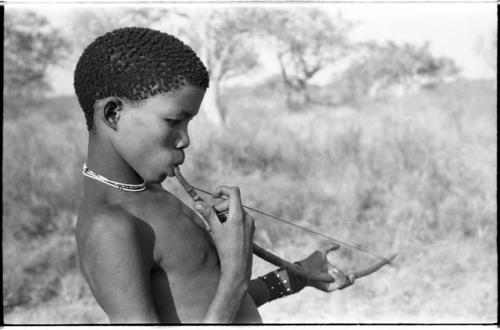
165, 166, 176, 178
144, 176, 165, 185
149, 166, 177, 182
144, 170, 168, 183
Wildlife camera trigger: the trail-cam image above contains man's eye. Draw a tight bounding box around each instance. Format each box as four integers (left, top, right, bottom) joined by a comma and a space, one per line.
165, 119, 182, 126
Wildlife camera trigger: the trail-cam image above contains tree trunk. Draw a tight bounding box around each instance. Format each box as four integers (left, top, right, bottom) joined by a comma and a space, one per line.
202, 80, 224, 126
298, 79, 311, 104
200, 43, 224, 126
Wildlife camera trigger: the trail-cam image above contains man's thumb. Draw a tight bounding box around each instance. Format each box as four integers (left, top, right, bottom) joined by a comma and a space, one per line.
194, 202, 219, 228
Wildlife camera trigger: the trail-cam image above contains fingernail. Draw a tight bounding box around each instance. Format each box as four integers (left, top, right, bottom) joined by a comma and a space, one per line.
194, 203, 204, 211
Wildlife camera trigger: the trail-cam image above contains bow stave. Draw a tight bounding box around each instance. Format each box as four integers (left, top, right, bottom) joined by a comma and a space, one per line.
173, 166, 395, 284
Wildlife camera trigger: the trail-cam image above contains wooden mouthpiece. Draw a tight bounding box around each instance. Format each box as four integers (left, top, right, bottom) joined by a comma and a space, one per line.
173, 166, 202, 202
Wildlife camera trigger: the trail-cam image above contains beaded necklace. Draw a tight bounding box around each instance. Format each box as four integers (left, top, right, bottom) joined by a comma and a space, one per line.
82, 163, 146, 192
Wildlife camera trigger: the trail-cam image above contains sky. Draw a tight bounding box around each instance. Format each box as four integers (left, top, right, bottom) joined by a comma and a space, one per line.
340, 3, 496, 78
5, 2, 496, 96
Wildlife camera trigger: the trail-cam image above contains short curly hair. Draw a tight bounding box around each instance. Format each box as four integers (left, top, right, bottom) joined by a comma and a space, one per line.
74, 27, 209, 130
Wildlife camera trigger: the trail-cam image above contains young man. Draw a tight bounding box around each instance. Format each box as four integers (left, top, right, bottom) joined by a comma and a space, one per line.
74, 27, 353, 324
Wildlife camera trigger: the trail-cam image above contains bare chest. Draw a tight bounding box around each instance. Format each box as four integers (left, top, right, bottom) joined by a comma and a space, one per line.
154, 207, 218, 273
139, 198, 222, 321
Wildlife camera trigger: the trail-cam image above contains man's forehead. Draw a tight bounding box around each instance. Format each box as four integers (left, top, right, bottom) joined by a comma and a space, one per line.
152, 85, 204, 114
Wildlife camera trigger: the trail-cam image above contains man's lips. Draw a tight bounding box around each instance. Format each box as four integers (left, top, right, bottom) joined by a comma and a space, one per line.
174, 157, 184, 166
166, 152, 184, 174
176, 150, 185, 165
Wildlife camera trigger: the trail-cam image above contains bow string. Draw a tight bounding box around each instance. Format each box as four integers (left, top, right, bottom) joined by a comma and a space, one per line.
174, 167, 396, 283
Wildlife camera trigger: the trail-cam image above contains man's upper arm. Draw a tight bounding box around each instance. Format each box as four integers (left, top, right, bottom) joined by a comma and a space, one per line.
80, 211, 159, 323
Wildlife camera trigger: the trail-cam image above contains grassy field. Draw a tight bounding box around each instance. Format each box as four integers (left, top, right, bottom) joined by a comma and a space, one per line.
3, 79, 497, 324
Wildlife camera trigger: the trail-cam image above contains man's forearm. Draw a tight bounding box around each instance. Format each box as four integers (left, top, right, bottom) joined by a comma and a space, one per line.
248, 268, 308, 307
204, 272, 247, 323
248, 278, 271, 307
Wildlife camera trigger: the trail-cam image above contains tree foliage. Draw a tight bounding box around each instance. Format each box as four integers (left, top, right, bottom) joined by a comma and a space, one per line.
341, 41, 461, 101
69, 7, 260, 126
259, 9, 354, 110
178, 8, 261, 125
70, 7, 179, 50
4, 10, 70, 98
196, 9, 260, 83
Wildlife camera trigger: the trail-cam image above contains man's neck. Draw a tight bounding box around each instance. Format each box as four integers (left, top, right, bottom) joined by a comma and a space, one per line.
84, 135, 145, 201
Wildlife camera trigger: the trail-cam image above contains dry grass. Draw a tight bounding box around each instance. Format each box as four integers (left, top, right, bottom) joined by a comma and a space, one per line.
3, 79, 496, 324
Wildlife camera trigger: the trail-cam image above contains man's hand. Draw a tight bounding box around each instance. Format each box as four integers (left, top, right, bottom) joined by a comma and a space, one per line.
297, 244, 355, 292
194, 185, 255, 323
195, 185, 255, 281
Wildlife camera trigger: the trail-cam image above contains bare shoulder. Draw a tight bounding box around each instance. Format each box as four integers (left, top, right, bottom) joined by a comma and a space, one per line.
75, 204, 163, 322
76, 204, 156, 274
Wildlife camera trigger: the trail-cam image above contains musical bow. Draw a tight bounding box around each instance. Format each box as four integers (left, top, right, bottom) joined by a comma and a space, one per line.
174, 166, 396, 284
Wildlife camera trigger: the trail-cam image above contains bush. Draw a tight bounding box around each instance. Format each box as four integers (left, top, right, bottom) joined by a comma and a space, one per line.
3, 98, 86, 311
4, 79, 497, 322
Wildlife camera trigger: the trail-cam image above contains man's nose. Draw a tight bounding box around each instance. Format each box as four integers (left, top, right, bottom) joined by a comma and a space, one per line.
175, 128, 190, 149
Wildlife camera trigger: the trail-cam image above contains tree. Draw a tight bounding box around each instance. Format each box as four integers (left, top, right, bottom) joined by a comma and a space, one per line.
177, 8, 261, 125
70, 7, 260, 126
70, 7, 180, 50
4, 10, 70, 98
259, 8, 354, 110
341, 41, 461, 101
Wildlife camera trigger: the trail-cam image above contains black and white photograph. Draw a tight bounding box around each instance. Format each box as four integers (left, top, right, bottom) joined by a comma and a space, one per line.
2, 0, 497, 325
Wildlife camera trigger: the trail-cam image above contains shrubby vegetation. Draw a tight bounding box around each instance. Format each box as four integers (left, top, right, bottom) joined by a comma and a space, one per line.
340, 41, 460, 102
3, 100, 87, 312
3, 6, 496, 324
4, 10, 70, 99
4, 78, 496, 323
254, 8, 354, 110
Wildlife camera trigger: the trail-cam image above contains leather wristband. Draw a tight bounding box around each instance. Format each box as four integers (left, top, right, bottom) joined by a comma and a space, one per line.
259, 269, 291, 300
258, 263, 308, 301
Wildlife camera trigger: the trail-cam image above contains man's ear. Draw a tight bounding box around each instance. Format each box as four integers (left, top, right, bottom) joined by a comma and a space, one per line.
101, 97, 123, 130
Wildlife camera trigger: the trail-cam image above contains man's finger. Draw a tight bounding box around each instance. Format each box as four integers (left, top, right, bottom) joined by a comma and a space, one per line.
243, 211, 255, 235
328, 266, 343, 278
213, 186, 243, 221
212, 199, 229, 213
327, 266, 354, 290
319, 243, 340, 258
194, 201, 221, 229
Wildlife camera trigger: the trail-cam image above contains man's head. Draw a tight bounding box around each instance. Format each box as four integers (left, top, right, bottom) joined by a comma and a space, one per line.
74, 27, 209, 182
74, 27, 209, 131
